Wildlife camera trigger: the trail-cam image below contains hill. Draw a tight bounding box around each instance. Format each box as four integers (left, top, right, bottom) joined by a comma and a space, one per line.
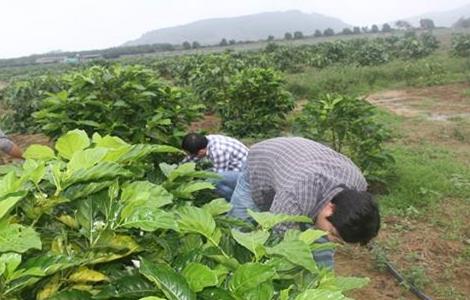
403, 3, 470, 27
125, 10, 350, 46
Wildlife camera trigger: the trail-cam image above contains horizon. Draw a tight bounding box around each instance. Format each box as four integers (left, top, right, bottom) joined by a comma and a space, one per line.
1, 0, 470, 59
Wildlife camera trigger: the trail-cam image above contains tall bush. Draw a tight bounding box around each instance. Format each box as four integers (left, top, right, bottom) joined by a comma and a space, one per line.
221, 68, 295, 137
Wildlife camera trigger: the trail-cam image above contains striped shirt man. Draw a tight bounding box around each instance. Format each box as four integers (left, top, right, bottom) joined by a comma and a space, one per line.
0, 129, 14, 154
182, 134, 248, 172
248, 137, 367, 218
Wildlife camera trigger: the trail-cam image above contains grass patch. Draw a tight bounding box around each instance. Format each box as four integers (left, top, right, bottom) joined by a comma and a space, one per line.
285, 54, 470, 99
379, 144, 470, 215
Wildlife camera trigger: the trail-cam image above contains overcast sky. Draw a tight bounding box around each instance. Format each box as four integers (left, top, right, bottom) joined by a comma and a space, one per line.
1, 0, 469, 59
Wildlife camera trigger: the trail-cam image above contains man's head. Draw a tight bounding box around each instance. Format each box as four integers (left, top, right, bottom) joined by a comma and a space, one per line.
315, 188, 380, 245
182, 133, 209, 158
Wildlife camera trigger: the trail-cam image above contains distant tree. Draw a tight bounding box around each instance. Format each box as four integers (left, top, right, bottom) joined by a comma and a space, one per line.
219, 38, 228, 46
353, 27, 361, 34
314, 29, 322, 37
395, 20, 412, 30
267, 35, 275, 41
382, 23, 392, 32
371, 24, 379, 33
453, 17, 470, 28
284, 32, 293, 40
229, 39, 236, 45
192, 41, 201, 49
362, 26, 369, 33
293, 31, 304, 39
182, 41, 191, 50
420, 18, 435, 30
324, 28, 335, 36
342, 28, 353, 35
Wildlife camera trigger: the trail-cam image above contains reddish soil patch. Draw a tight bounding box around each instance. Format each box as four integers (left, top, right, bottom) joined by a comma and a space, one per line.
0, 133, 51, 164
367, 83, 470, 120
337, 198, 470, 299
188, 113, 221, 132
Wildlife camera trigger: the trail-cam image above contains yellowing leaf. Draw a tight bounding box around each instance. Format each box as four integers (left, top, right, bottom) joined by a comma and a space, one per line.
69, 267, 109, 283
37, 274, 61, 300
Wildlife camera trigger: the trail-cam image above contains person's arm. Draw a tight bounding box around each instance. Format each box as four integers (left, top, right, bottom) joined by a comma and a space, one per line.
0, 137, 23, 159
181, 154, 200, 164
312, 236, 335, 270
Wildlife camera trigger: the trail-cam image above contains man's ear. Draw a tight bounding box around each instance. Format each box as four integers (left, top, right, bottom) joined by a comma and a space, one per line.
197, 148, 206, 157
323, 202, 336, 218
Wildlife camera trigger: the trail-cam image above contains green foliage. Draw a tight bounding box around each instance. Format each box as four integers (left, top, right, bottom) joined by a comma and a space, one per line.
0, 130, 367, 299
451, 33, 470, 57
221, 67, 295, 137
0, 75, 65, 132
32, 64, 202, 145
294, 94, 394, 183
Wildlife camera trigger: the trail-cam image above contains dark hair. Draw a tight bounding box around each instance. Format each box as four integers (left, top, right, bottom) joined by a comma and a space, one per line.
327, 188, 380, 245
181, 133, 208, 155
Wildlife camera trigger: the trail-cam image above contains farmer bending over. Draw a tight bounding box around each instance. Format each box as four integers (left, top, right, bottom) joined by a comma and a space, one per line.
229, 137, 380, 268
0, 128, 23, 159
182, 133, 248, 201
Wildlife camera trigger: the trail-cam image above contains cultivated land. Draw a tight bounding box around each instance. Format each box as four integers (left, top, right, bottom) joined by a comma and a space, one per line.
0, 29, 469, 299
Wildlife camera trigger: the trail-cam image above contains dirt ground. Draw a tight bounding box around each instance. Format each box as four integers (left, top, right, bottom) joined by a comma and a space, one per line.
336, 84, 470, 300
0, 133, 51, 164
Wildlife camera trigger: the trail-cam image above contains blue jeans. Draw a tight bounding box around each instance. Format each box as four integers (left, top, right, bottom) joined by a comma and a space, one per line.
228, 166, 259, 220
212, 171, 241, 201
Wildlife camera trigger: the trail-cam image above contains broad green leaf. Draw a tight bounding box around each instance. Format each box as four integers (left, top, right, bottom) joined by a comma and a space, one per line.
92, 133, 129, 149
248, 210, 312, 231
55, 129, 90, 160
177, 206, 216, 242
198, 287, 236, 300
319, 276, 370, 292
299, 229, 328, 245
202, 198, 232, 216
69, 266, 110, 283
174, 182, 215, 199
139, 297, 166, 300
266, 240, 318, 273
121, 209, 178, 232
121, 181, 173, 209
0, 221, 42, 253
229, 263, 275, 295
0, 172, 22, 198
280, 285, 294, 300
295, 289, 350, 300
63, 180, 115, 201
95, 233, 141, 252
165, 163, 196, 182
239, 281, 274, 300
140, 257, 196, 300
23, 145, 55, 160
0, 253, 21, 278
67, 148, 108, 172
181, 263, 218, 292
22, 160, 46, 184
0, 192, 28, 220
231, 229, 269, 260
63, 162, 133, 187
94, 275, 158, 299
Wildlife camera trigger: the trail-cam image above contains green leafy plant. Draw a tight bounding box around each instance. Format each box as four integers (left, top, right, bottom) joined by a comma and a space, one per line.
221, 67, 295, 137
294, 94, 395, 184
0, 130, 368, 299
32, 64, 203, 146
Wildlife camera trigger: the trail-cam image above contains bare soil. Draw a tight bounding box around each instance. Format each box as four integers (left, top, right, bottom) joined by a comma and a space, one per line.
337, 83, 470, 299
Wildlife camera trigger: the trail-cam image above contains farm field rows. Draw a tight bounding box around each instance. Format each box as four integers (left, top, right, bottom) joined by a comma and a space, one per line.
0, 31, 469, 299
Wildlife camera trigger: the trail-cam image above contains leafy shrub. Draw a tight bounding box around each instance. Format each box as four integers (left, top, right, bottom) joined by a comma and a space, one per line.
0, 75, 64, 132
33, 64, 203, 145
221, 67, 295, 137
294, 94, 394, 183
354, 42, 390, 66
0, 130, 368, 299
451, 33, 470, 57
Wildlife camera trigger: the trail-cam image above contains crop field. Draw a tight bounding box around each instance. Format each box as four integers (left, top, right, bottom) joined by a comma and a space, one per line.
0, 31, 469, 299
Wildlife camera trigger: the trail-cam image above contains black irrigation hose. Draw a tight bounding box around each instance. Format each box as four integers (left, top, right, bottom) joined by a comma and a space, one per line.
368, 242, 432, 300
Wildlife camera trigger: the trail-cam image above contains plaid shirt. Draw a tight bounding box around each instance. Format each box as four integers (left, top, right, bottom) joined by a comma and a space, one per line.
0, 129, 13, 154
182, 135, 248, 172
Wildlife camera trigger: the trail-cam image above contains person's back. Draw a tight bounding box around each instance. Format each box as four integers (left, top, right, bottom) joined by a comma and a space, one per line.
247, 137, 367, 218
0, 129, 23, 159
